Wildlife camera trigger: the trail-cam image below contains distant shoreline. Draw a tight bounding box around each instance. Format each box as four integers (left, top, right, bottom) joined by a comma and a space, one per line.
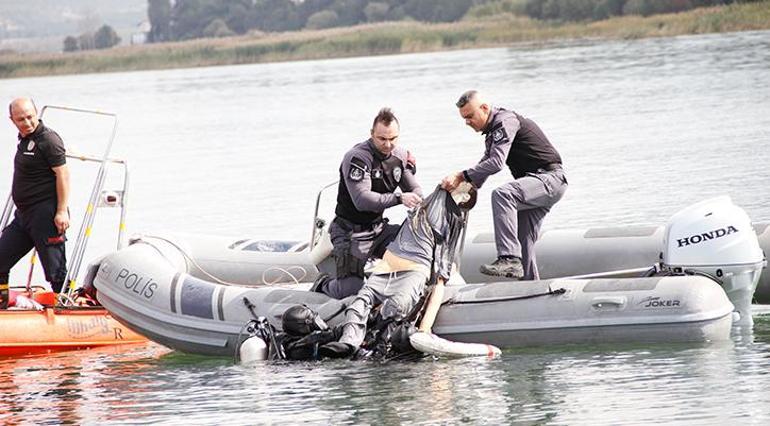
2, 1, 769, 79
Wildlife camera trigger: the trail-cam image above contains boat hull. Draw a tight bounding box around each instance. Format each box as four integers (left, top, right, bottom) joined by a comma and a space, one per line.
94, 243, 735, 357
0, 306, 148, 357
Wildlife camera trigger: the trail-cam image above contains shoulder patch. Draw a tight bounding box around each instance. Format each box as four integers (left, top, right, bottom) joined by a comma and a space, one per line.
350, 167, 364, 181
349, 156, 368, 182
492, 128, 506, 144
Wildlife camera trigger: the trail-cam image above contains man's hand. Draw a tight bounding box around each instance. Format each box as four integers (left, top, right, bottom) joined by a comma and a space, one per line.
441, 172, 464, 191
400, 192, 422, 208
54, 210, 69, 235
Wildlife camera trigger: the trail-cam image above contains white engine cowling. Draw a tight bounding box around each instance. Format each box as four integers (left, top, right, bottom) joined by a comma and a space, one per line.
662, 196, 766, 326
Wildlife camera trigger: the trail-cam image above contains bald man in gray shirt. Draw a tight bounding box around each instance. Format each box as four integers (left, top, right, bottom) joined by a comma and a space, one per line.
443, 90, 567, 280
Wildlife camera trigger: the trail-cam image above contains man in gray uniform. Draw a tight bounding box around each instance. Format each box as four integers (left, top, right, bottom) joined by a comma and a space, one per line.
442, 90, 567, 280
317, 108, 423, 299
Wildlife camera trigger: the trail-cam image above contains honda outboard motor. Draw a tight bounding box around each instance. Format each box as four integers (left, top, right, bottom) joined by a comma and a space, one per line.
661, 196, 766, 326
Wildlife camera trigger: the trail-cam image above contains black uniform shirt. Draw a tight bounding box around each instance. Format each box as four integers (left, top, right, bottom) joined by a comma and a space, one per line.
12, 120, 66, 211
335, 139, 422, 225
464, 107, 562, 187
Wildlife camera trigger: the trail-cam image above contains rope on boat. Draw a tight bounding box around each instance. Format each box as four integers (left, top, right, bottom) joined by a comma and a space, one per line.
136, 235, 308, 286
261, 266, 307, 285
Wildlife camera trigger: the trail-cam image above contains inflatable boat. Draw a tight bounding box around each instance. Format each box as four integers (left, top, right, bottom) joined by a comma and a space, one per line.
462, 222, 770, 303
0, 106, 147, 356
90, 196, 763, 357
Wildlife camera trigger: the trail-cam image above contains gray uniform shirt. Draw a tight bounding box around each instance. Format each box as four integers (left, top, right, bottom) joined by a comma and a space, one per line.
463, 108, 521, 189
386, 187, 465, 281
464, 107, 562, 186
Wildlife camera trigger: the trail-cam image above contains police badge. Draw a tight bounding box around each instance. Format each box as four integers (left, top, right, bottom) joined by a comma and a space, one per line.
493, 129, 505, 144
27, 140, 36, 151
350, 166, 364, 182
393, 166, 402, 183
372, 169, 383, 179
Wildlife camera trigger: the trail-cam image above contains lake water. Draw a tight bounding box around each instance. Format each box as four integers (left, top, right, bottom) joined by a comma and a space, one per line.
1, 30, 770, 424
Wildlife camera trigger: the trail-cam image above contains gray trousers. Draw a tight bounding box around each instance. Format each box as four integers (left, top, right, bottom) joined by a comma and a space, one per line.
339, 270, 428, 348
492, 168, 567, 280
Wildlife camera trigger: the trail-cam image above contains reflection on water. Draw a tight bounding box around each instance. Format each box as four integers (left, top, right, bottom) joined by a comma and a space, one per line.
1, 318, 769, 424
0, 344, 168, 424
0, 30, 769, 423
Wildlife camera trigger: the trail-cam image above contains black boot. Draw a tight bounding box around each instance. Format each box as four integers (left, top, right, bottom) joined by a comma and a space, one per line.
309, 273, 330, 293
480, 257, 524, 279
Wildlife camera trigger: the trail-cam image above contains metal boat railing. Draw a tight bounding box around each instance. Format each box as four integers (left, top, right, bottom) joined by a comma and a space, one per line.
310, 180, 338, 251
61, 153, 130, 299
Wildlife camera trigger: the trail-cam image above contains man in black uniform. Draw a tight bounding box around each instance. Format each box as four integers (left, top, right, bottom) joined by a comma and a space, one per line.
317, 108, 423, 299
442, 90, 567, 280
0, 98, 70, 307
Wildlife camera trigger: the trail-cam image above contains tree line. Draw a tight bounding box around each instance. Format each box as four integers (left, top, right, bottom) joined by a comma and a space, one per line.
147, 0, 482, 41
492, 0, 761, 22
63, 25, 121, 52
144, 0, 761, 43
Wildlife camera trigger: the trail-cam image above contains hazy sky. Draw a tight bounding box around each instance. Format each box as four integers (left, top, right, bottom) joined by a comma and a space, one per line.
0, 0, 146, 52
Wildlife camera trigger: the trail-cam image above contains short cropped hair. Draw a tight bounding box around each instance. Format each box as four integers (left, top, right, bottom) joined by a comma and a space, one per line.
372, 107, 399, 129
9, 98, 37, 116
455, 90, 478, 108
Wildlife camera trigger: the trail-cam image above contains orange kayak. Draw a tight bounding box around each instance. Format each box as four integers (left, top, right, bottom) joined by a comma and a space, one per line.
0, 290, 147, 357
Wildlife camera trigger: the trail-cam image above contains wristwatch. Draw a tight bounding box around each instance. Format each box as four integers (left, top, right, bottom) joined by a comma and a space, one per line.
395, 192, 402, 203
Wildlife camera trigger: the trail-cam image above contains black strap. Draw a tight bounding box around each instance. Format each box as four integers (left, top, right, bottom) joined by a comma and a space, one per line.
334, 216, 382, 233
407, 291, 429, 324
243, 296, 259, 319
444, 287, 566, 306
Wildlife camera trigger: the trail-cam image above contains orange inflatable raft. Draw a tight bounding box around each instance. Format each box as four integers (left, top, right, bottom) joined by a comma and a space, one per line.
0, 288, 147, 357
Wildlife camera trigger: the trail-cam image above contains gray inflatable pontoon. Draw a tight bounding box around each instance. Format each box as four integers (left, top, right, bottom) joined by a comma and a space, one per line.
461, 222, 770, 303
90, 196, 763, 357
93, 241, 734, 357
